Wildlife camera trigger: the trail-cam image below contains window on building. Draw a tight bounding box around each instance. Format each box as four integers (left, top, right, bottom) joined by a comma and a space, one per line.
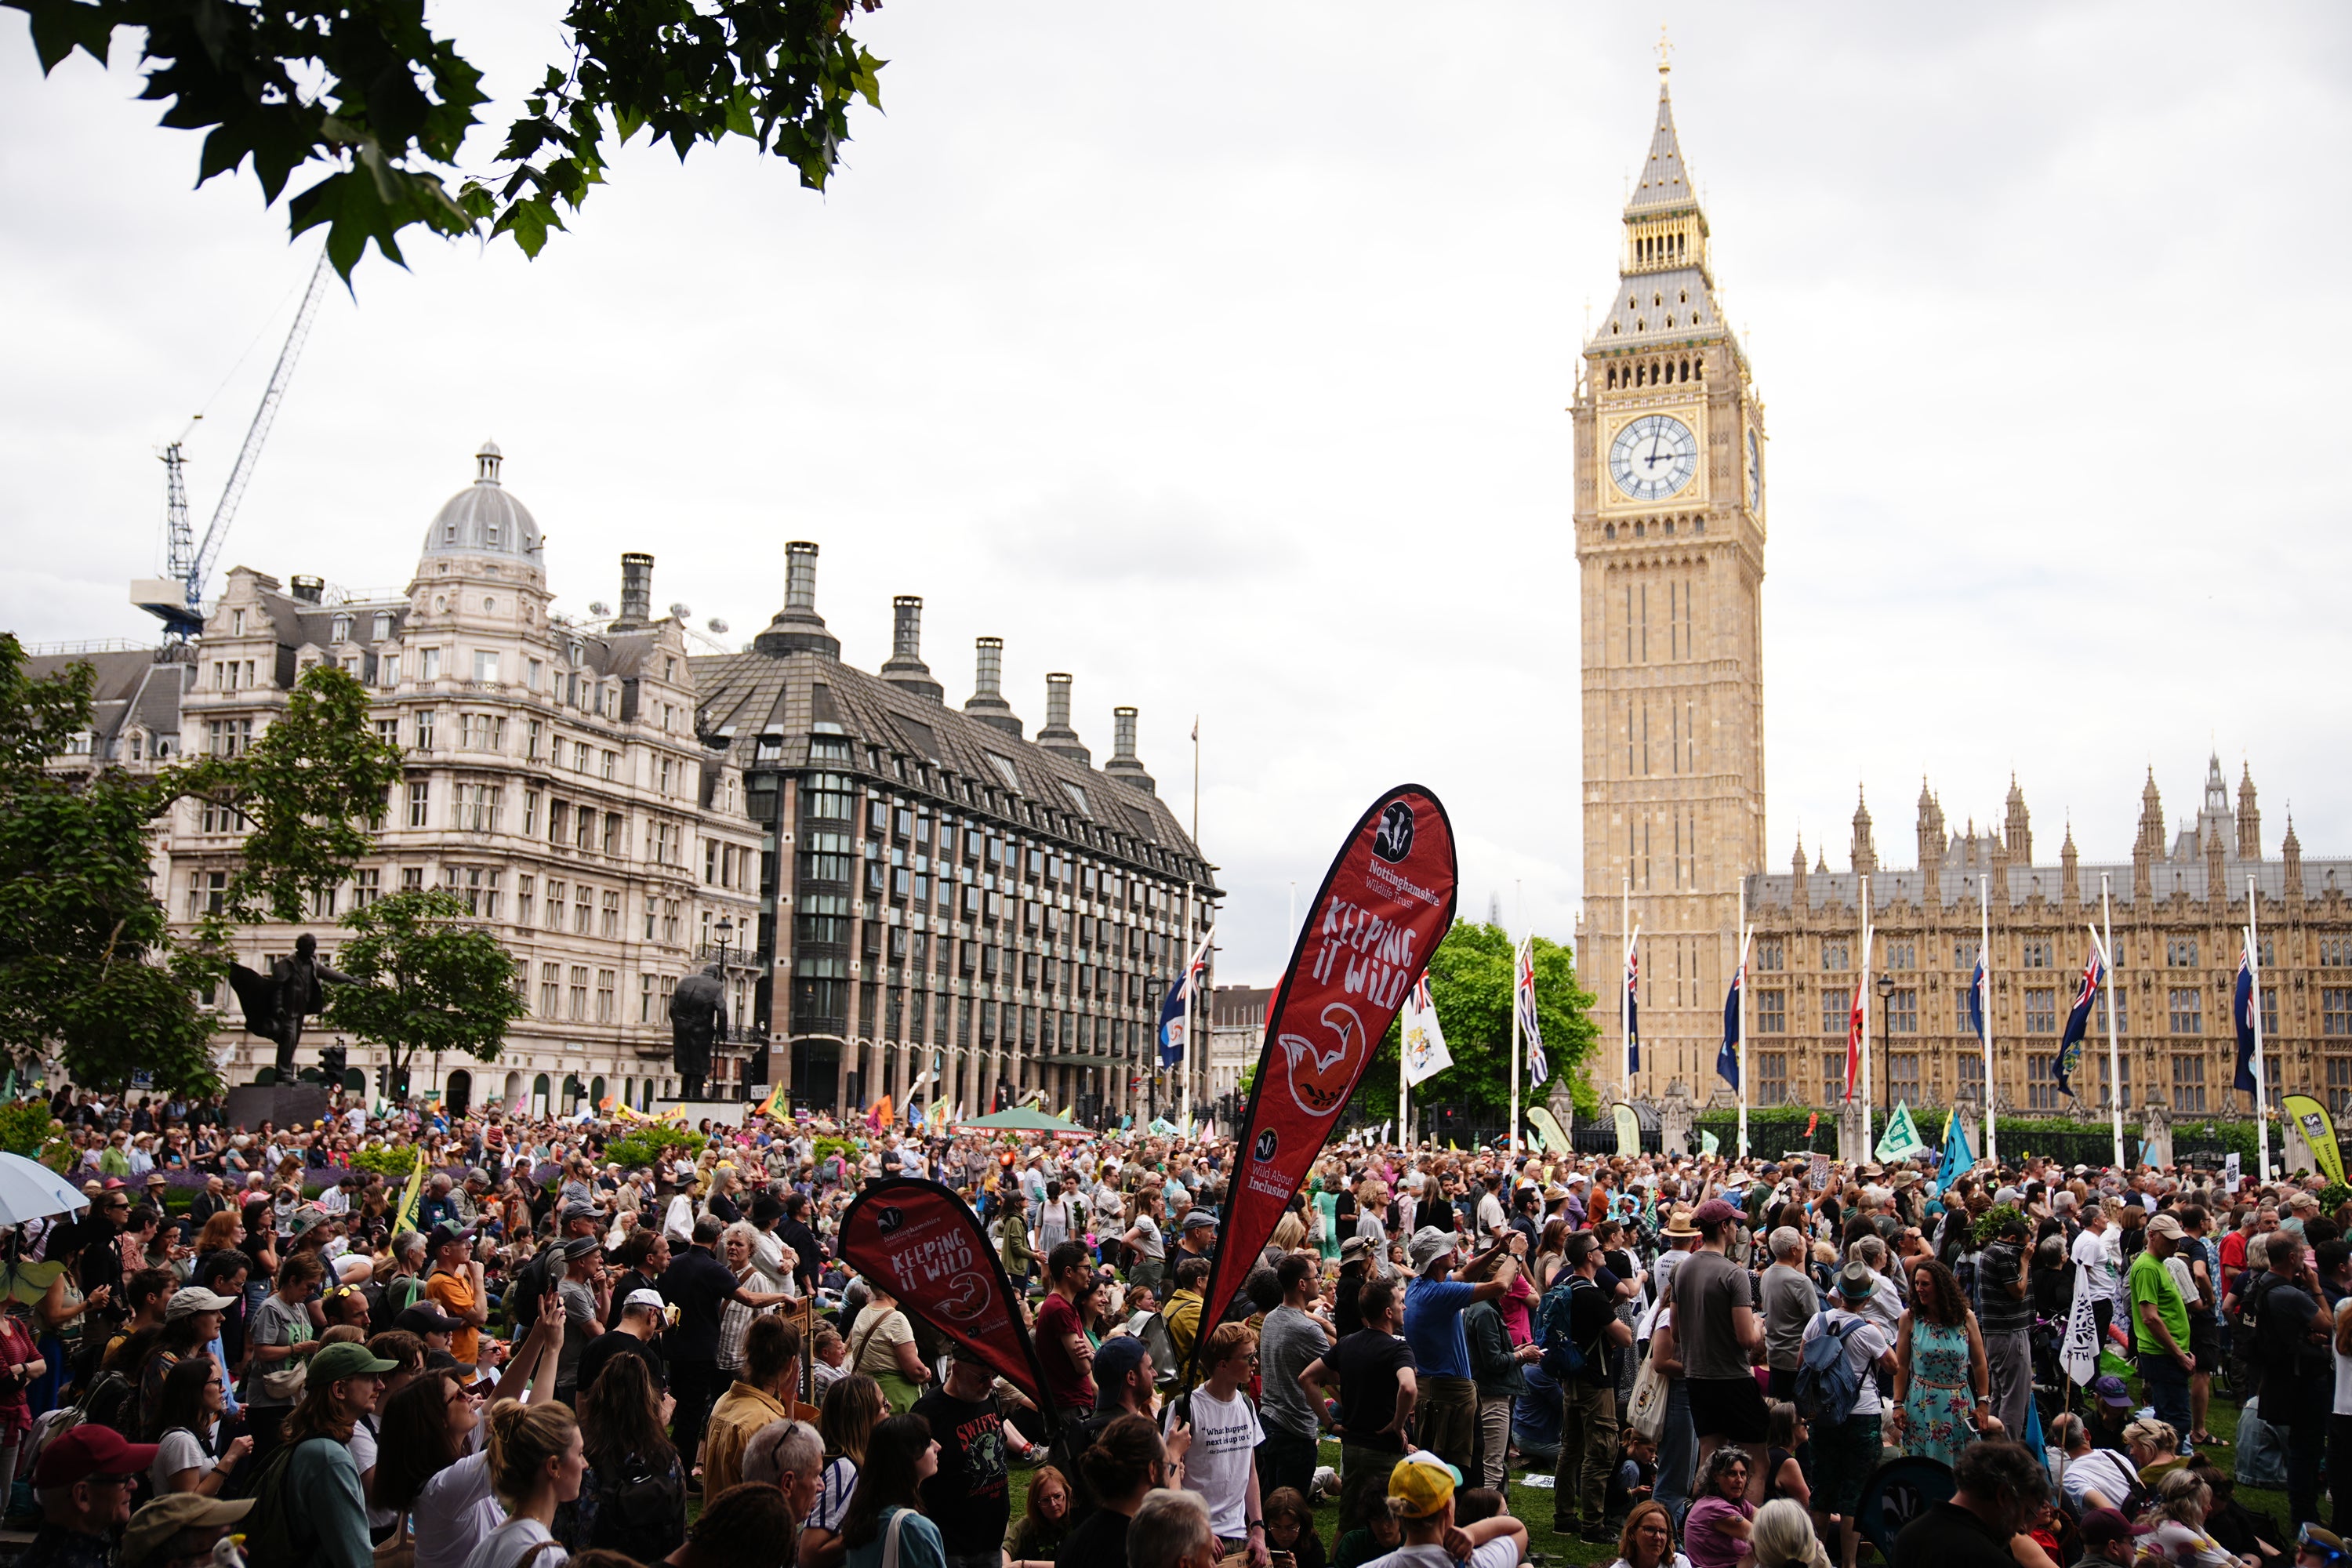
415, 710, 437, 751
1756, 1051, 1787, 1106
544, 880, 564, 930
573, 742, 590, 772
2103, 1051, 2130, 1111
662, 899, 681, 944
601, 750, 617, 781
1890, 1052, 1920, 1102
473, 650, 498, 682
2322, 937, 2352, 969
1889, 987, 1918, 1033
1756, 939, 1784, 972
1956, 986, 1976, 1033
372, 612, 393, 641
575, 808, 594, 851
2023, 987, 2056, 1033
1757, 989, 1786, 1034
401, 867, 423, 891
420, 648, 440, 681
539, 963, 561, 1016
2026, 1054, 2063, 1112
1823, 1053, 1846, 1105
2022, 939, 2053, 969
601, 890, 620, 937
2170, 987, 2204, 1035
353, 868, 380, 909
568, 966, 589, 1019
374, 717, 399, 749
1889, 941, 1916, 971
2263, 986, 2279, 1037
1954, 938, 1979, 972
406, 781, 430, 828
310, 886, 336, 920
1822, 988, 1849, 1035
187, 870, 226, 918
2167, 938, 2200, 968
1954, 1051, 1987, 1104
514, 874, 533, 926
2329, 1055, 2352, 1115
594, 969, 615, 1023
606, 813, 625, 857
1820, 939, 1849, 971
2325, 989, 2352, 1037
574, 884, 593, 935
2172, 1053, 2207, 1112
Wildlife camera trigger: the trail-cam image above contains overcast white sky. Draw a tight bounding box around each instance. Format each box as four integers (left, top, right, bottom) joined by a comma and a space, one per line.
5, 3, 2350, 986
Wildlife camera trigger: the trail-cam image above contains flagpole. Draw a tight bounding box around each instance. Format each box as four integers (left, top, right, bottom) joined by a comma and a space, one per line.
1860, 874, 1875, 1158
1976, 873, 1994, 1170
1180, 879, 1195, 1123
1622, 876, 1633, 1097
1509, 939, 1523, 1163
2102, 873, 2122, 1169
1736, 902, 1752, 1161
1399, 1011, 1410, 1152
2250, 873, 2269, 1181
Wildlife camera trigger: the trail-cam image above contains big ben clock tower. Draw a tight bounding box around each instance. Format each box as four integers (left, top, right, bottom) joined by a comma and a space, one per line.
1574, 52, 1767, 1102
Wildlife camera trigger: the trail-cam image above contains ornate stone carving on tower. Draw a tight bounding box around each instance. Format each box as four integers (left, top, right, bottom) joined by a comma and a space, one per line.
1574, 53, 1766, 1097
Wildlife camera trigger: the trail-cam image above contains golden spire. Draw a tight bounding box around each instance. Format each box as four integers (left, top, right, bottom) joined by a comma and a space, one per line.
1657, 24, 1673, 82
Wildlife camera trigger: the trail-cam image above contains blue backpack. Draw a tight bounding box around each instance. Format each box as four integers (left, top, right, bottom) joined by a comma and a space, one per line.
1792, 1311, 1866, 1428
1537, 1276, 1604, 1385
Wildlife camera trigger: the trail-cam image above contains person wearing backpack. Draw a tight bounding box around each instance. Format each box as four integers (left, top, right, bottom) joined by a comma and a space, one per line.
1549, 1231, 1635, 1544
1795, 1264, 1896, 1568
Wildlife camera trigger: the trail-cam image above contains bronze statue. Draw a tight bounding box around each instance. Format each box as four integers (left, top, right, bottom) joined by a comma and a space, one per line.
668, 962, 727, 1101
227, 933, 354, 1079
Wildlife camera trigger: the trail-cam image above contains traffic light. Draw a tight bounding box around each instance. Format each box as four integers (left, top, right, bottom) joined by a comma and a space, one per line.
318, 1044, 347, 1083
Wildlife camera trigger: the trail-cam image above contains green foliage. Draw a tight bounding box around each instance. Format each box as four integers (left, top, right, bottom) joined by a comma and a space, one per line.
2320, 1182, 2352, 1216
0, 1101, 64, 1157
605, 1127, 706, 1171
1348, 921, 1600, 1131
0, 644, 399, 1094
322, 891, 528, 1085
350, 1144, 426, 1177
3, 0, 887, 281
812, 1135, 857, 1168
1971, 1203, 2027, 1247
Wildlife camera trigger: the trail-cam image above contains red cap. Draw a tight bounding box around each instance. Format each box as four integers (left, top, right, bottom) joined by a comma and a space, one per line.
34, 1425, 158, 1487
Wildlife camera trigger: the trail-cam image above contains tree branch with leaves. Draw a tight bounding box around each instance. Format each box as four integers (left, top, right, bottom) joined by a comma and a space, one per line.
5, 0, 887, 280
321, 890, 526, 1101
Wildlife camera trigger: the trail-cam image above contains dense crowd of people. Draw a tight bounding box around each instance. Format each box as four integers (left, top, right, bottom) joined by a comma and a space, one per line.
9, 1082, 2352, 1568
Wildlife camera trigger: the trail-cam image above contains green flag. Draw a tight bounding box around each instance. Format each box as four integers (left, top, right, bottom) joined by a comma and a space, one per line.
1875, 1101, 1927, 1164
1700, 1130, 1720, 1157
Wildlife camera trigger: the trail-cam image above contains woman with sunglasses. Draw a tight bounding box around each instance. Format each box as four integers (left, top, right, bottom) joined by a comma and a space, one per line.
148, 1354, 253, 1495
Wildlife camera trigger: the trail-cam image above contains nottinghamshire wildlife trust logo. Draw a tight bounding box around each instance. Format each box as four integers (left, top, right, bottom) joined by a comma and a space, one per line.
1279, 1002, 1367, 1116
1253, 1127, 1279, 1163
1372, 801, 1415, 864
876, 1206, 906, 1235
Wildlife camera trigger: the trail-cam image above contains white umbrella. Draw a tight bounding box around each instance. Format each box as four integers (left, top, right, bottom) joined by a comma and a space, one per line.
0, 1152, 89, 1227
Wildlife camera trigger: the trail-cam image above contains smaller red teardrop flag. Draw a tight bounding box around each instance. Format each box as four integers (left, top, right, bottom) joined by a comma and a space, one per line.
836, 1176, 1058, 1429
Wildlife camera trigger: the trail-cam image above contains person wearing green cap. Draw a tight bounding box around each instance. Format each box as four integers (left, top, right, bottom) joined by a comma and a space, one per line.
241, 1339, 399, 1568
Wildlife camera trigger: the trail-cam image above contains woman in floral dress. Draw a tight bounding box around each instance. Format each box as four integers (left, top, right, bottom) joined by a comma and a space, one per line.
1890, 1254, 1999, 1465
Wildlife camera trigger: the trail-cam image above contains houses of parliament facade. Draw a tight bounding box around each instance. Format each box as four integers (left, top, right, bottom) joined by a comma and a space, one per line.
1573, 61, 2352, 1118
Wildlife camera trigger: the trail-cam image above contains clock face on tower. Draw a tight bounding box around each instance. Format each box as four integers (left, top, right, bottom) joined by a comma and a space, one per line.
1609, 414, 1698, 502
1747, 427, 1763, 509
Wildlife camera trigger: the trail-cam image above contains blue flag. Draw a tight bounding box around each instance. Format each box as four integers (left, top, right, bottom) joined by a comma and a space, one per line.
2234, 948, 2259, 1093
1933, 1106, 1974, 1198
1625, 946, 1642, 1074
1716, 965, 1742, 1091
1967, 956, 1987, 1045
2054, 948, 2103, 1098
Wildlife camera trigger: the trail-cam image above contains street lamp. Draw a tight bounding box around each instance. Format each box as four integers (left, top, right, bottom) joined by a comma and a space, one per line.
1875, 972, 1896, 1113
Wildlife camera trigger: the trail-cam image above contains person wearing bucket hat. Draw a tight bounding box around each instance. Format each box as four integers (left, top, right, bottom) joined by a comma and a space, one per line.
1382, 1450, 1527, 1566
119, 1493, 253, 1568
1799, 1264, 1897, 1563
1401, 1228, 1510, 1478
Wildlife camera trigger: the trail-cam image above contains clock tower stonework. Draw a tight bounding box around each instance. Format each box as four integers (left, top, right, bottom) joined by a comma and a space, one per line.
1573, 59, 1767, 1102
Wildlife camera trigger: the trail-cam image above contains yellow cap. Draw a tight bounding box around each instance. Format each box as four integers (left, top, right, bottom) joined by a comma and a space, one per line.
1387, 1452, 1460, 1519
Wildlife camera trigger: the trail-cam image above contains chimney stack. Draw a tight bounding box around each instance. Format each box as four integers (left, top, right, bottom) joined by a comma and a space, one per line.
614, 552, 654, 629
1036, 673, 1091, 764
878, 595, 943, 701
964, 637, 1022, 737
1103, 705, 1156, 794
753, 540, 841, 659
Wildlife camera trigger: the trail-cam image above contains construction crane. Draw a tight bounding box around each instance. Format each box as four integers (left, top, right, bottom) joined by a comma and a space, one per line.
132, 249, 333, 640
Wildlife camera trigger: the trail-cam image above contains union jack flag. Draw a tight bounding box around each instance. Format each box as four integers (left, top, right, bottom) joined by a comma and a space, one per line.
1624, 943, 1641, 1074
1516, 939, 1548, 1084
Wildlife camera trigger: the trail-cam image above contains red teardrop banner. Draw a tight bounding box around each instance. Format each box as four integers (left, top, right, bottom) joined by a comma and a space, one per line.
836, 1175, 1059, 1430
1188, 784, 1457, 1378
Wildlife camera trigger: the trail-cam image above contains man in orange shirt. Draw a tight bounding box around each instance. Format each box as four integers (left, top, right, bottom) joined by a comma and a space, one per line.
421, 1223, 492, 1372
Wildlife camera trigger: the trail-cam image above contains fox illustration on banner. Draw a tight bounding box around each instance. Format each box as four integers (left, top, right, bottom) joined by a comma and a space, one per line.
837, 1176, 1058, 1426
1188, 786, 1457, 1384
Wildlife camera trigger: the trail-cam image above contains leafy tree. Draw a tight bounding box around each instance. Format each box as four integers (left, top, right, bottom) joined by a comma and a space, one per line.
5, 0, 887, 281
0, 638, 402, 1094
321, 890, 526, 1101
1344, 920, 1601, 1134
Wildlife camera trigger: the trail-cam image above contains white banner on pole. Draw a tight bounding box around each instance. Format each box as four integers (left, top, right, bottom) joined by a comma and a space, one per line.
2060, 1262, 2102, 1385
1402, 976, 1454, 1087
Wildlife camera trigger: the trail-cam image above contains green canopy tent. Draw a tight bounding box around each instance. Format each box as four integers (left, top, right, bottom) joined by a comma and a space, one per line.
952, 1106, 1090, 1138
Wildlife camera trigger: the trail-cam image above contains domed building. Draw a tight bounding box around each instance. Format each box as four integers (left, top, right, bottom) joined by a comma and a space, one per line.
165, 442, 765, 1115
